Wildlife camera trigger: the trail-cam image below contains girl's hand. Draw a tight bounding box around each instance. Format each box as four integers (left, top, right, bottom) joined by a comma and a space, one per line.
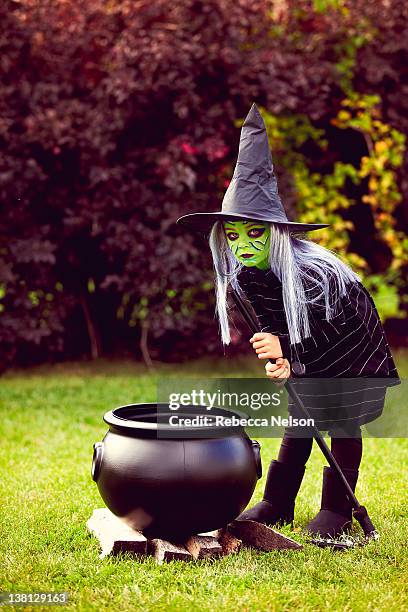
250, 332, 283, 360
265, 358, 291, 380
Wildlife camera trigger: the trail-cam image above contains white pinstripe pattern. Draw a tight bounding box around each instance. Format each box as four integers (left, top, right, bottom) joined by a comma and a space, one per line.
238, 266, 400, 429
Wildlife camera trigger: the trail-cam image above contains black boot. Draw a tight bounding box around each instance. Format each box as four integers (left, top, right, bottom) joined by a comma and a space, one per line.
306, 467, 359, 538
237, 460, 306, 526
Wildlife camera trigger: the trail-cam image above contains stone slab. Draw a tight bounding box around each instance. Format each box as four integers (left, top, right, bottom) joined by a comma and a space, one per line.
86, 508, 147, 559
228, 519, 302, 551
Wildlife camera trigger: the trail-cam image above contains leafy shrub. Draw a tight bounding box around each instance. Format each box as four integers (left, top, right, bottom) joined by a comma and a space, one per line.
0, 0, 406, 368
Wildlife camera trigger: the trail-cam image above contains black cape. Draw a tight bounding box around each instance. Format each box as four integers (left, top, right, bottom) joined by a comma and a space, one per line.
237, 266, 400, 433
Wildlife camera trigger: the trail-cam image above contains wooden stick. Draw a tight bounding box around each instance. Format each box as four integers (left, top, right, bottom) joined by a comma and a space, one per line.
148, 539, 193, 564
184, 535, 223, 560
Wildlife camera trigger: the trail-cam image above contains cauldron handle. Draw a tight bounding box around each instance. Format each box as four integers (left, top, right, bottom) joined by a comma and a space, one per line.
91, 442, 104, 482
250, 439, 262, 479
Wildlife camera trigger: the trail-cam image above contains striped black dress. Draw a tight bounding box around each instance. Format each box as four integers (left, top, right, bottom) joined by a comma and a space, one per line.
237, 266, 401, 433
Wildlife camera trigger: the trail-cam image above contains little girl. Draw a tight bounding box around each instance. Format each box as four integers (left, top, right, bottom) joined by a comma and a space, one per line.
177, 104, 400, 537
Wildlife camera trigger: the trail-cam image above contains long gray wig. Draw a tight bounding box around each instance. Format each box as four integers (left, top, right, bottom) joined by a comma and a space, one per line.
209, 221, 361, 346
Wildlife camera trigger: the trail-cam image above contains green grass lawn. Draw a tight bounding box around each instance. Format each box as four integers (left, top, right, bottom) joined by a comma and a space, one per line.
0, 352, 407, 611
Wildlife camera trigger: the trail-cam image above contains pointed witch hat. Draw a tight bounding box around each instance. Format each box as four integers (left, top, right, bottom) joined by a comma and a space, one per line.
177, 103, 328, 233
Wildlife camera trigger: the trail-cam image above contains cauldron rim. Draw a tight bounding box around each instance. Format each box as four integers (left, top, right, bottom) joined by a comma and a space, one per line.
103, 402, 249, 438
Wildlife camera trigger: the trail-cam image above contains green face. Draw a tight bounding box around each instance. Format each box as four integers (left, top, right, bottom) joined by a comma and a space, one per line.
223, 220, 270, 269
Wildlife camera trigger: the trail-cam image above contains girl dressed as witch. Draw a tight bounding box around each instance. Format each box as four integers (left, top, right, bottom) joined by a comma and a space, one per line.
177, 104, 400, 538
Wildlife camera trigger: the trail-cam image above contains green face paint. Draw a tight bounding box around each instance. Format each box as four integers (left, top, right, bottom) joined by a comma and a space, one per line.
223, 220, 270, 269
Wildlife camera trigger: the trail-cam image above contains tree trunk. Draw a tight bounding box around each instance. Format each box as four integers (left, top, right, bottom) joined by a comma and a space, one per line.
79, 291, 102, 360
140, 319, 153, 369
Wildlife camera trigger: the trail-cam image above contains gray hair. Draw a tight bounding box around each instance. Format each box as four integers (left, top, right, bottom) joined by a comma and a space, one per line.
209, 221, 360, 346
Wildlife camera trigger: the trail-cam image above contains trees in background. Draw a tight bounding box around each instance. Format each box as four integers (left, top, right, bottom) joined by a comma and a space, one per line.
0, 0, 406, 368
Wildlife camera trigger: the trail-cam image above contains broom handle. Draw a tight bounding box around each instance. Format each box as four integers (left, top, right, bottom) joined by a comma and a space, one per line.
232, 287, 379, 540
230, 288, 361, 508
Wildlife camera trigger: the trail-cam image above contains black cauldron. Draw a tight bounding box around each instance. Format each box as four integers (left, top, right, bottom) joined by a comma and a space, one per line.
91, 403, 262, 540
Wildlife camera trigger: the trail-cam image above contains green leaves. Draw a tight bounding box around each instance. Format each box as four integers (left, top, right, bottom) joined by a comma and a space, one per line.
1, 0, 406, 367
261, 92, 407, 322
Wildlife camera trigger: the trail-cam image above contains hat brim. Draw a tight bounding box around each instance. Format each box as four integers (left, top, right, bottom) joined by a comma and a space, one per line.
176, 212, 329, 233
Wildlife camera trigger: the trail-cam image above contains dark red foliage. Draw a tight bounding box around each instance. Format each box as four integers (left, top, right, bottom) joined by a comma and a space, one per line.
0, 0, 406, 368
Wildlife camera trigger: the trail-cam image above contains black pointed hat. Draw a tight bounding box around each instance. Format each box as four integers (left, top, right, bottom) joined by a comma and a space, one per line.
177, 103, 328, 233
